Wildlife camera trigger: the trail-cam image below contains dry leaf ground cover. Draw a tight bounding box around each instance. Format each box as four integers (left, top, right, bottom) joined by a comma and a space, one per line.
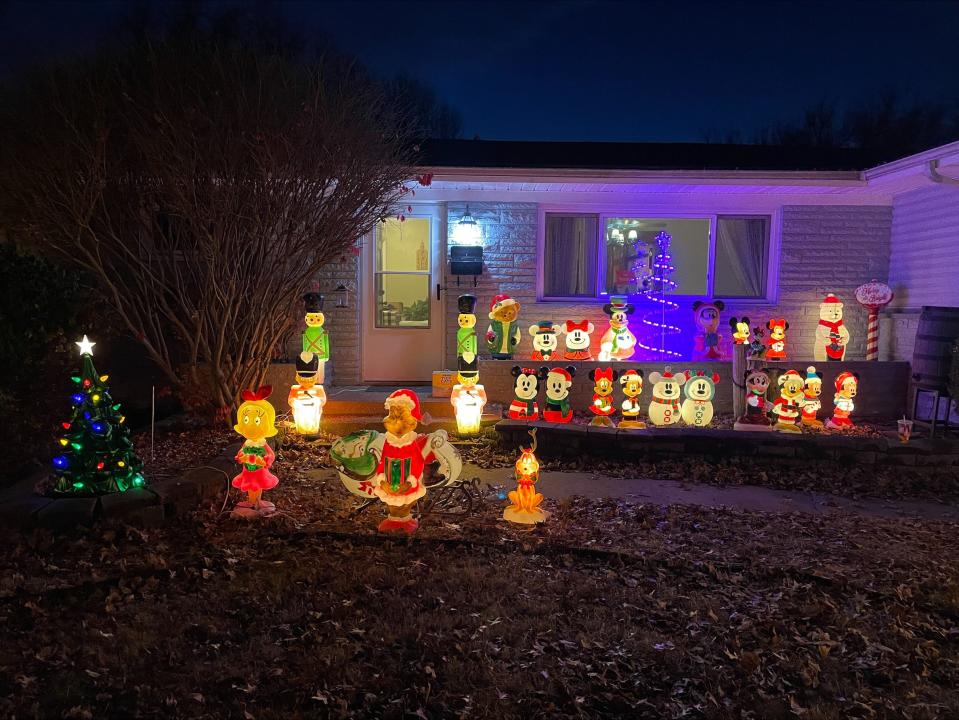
2, 428, 959, 719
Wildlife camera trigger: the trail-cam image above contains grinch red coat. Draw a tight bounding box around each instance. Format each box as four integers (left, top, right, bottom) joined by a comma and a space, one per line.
372, 431, 435, 506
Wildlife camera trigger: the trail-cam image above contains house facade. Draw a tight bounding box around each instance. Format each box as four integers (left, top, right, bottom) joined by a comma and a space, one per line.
310, 139, 959, 398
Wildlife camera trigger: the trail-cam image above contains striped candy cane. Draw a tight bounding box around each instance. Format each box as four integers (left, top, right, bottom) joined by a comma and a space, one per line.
855, 280, 893, 361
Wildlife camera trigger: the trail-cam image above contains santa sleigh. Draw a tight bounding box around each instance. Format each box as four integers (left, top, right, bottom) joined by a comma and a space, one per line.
330, 429, 469, 516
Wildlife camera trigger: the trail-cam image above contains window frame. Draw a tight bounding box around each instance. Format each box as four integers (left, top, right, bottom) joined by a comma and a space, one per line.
536, 206, 780, 304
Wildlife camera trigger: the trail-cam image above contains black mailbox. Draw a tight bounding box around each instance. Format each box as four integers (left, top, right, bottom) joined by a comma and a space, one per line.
450, 244, 483, 276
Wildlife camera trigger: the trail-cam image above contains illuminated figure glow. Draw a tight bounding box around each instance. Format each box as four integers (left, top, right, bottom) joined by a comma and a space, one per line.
588, 368, 619, 427
826, 371, 859, 429
772, 370, 805, 433
814, 294, 850, 362
729, 316, 751, 345
508, 366, 541, 421
486, 294, 521, 359
748, 326, 766, 359
646, 367, 685, 426
288, 352, 326, 435
529, 320, 561, 361
765, 318, 789, 361
801, 366, 824, 428
692, 300, 726, 361
456, 294, 479, 383
618, 369, 646, 428
450, 375, 487, 436
232, 386, 279, 516
855, 280, 894, 361
681, 370, 720, 427
598, 296, 637, 362
562, 319, 595, 360
504, 429, 548, 524
373, 389, 438, 534
302, 293, 329, 384
638, 231, 682, 361
734, 368, 774, 431
541, 366, 576, 423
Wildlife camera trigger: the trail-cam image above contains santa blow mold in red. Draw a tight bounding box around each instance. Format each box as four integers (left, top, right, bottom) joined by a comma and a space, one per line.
373, 389, 437, 534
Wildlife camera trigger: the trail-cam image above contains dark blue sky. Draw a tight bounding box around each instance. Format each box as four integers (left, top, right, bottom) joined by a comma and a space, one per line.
2, 0, 957, 142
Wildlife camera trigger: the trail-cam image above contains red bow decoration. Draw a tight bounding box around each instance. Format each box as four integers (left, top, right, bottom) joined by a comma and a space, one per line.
241, 386, 273, 402
594, 368, 613, 382
566, 319, 589, 332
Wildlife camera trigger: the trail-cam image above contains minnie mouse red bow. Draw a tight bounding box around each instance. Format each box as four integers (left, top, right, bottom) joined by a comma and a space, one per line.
566, 319, 589, 332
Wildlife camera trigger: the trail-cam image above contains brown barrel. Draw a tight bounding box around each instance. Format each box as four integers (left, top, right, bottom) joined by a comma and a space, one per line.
911, 306, 959, 391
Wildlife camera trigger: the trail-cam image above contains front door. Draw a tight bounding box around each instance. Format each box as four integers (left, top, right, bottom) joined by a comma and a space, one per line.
361, 206, 445, 382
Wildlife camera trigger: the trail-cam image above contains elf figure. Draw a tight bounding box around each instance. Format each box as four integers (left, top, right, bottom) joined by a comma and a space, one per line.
801, 366, 824, 428
232, 386, 280, 518
826, 372, 859, 430
456, 294, 479, 383
302, 293, 330, 384
486, 294, 521, 359
373, 389, 438, 534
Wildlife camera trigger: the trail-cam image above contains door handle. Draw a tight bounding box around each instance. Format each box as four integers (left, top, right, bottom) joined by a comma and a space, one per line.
436, 283, 442, 301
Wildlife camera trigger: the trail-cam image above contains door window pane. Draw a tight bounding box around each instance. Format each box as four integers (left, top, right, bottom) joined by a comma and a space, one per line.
605, 217, 710, 296
377, 218, 431, 272
714, 217, 769, 298
543, 214, 598, 297
375, 274, 430, 328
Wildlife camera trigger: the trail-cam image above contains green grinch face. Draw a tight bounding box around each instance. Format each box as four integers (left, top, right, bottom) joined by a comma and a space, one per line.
458, 313, 476, 329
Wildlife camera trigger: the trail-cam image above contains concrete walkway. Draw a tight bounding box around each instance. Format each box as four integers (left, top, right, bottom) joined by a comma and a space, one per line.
462, 464, 959, 522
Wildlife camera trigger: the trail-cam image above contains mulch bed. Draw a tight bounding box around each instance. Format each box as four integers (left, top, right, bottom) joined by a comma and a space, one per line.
1, 426, 958, 718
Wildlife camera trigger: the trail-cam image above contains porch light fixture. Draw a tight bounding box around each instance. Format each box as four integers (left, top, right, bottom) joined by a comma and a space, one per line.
449, 204, 484, 282
333, 283, 350, 309
452, 205, 482, 246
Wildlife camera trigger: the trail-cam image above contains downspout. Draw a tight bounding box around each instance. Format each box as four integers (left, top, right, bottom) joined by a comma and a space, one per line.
925, 159, 959, 186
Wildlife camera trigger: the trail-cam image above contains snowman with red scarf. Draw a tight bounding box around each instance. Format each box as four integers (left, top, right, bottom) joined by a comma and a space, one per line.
372, 389, 439, 534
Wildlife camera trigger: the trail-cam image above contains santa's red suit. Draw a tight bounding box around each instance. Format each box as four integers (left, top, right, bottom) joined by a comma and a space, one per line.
772, 397, 801, 425
372, 431, 435, 506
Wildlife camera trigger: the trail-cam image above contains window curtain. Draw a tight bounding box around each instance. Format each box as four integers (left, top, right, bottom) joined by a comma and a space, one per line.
544, 215, 598, 296
715, 217, 768, 297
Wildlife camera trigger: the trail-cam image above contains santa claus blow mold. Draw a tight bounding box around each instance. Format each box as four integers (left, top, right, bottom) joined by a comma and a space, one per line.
373, 389, 437, 534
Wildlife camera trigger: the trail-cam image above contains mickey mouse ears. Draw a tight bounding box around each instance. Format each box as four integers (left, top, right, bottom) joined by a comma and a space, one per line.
241, 386, 273, 402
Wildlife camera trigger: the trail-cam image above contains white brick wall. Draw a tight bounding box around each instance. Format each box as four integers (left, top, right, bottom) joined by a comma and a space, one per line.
885, 184, 959, 361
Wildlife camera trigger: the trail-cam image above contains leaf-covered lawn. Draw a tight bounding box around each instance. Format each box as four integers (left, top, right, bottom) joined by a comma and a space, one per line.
2, 428, 958, 719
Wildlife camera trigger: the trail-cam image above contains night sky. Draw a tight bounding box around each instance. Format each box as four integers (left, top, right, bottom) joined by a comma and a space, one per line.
2, 0, 957, 142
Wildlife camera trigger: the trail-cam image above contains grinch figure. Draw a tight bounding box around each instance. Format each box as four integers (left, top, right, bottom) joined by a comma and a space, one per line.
373, 389, 439, 534
456, 294, 479, 383
486, 294, 521, 359
301, 292, 330, 383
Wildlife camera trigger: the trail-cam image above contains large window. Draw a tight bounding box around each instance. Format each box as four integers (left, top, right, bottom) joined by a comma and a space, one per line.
541, 212, 772, 301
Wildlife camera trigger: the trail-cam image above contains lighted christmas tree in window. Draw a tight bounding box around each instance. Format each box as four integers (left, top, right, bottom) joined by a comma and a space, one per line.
637, 230, 682, 361
51, 336, 146, 495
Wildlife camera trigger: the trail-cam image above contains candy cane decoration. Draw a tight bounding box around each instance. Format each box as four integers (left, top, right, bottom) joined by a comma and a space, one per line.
855, 280, 893, 361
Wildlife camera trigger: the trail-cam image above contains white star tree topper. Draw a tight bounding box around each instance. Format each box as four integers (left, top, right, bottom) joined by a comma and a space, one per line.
75, 335, 96, 356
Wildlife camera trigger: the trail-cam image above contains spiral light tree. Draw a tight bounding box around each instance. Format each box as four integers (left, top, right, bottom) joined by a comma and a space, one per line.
637, 230, 682, 361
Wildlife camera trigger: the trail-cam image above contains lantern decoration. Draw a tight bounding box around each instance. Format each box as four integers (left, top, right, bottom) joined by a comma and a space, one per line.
734, 368, 774, 431
456, 294, 479, 383
504, 428, 548, 525
529, 320, 560, 361
542, 366, 576, 423
681, 370, 720, 427
450, 375, 487, 436
814, 294, 851, 362
508, 366, 541, 421
637, 231, 682, 361
288, 352, 326, 436
772, 369, 804, 433
801, 366, 824, 428
692, 300, 726, 361
855, 280, 894, 361
598, 296, 637, 361
646, 367, 684, 426
826, 371, 859, 430
562, 319, 595, 360
50, 336, 145, 495
618, 369, 646, 428
587, 368, 618, 427
486, 294, 521, 359
232, 386, 279, 518
765, 318, 789, 361
372, 389, 437, 534
302, 293, 329, 383
729, 316, 751, 345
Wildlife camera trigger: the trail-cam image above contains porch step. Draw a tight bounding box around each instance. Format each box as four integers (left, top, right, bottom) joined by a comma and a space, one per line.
320, 412, 501, 437
325, 387, 488, 419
